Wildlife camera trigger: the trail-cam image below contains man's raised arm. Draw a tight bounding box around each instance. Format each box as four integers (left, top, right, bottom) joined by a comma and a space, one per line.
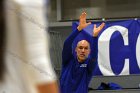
62, 12, 91, 66
87, 22, 105, 76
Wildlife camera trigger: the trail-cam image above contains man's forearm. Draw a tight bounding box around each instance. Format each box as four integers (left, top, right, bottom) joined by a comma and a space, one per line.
62, 29, 80, 62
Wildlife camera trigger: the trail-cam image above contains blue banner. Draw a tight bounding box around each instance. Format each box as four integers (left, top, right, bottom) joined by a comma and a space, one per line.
72, 19, 140, 76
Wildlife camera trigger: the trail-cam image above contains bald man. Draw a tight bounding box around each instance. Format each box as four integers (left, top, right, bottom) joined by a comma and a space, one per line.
60, 12, 105, 93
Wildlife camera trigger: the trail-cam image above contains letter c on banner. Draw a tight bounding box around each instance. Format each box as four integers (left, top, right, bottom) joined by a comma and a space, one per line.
98, 25, 129, 76
136, 34, 140, 69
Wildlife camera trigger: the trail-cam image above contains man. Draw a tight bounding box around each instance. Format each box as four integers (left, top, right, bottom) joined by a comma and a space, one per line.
0, 0, 59, 93
60, 12, 105, 93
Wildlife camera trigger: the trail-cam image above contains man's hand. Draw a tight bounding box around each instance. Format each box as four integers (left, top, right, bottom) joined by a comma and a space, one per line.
93, 22, 105, 37
77, 12, 91, 31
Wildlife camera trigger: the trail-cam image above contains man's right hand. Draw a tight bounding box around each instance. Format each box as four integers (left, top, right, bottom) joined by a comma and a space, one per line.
77, 12, 91, 31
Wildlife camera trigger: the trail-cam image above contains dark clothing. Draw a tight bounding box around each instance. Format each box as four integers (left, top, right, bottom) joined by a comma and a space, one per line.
60, 29, 98, 93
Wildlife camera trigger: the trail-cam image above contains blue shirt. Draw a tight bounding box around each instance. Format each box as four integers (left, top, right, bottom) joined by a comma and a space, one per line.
60, 29, 97, 93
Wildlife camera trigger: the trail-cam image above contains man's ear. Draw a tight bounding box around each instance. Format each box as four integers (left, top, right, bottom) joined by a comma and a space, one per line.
89, 50, 91, 54
89, 49, 91, 53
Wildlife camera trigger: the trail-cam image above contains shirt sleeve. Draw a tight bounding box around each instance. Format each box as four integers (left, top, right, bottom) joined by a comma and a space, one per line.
62, 29, 80, 66
87, 37, 98, 77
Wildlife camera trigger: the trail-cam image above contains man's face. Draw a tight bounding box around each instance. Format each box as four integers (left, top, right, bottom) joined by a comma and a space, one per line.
75, 40, 90, 63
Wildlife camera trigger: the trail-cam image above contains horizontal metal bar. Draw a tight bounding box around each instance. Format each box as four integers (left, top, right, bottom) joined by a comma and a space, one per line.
59, 16, 140, 22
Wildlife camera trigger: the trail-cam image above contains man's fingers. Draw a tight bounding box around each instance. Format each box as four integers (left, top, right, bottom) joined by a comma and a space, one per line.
94, 24, 96, 29
80, 12, 86, 19
99, 22, 105, 30
93, 22, 105, 37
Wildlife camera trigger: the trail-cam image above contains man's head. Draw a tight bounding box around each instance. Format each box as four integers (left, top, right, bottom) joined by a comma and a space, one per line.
75, 40, 90, 63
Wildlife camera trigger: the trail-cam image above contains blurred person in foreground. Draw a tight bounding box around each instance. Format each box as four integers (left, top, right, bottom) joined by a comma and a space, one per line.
60, 12, 105, 93
0, 0, 59, 93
